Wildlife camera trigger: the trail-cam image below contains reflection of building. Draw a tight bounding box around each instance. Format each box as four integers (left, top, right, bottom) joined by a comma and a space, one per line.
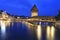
31, 5, 38, 17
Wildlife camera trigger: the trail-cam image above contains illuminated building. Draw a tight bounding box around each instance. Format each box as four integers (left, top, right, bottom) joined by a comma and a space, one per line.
31, 5, 38, 17
2, 11, 8, 19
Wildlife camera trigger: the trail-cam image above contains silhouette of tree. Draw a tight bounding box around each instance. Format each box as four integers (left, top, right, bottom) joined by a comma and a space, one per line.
55, 11, 60, 20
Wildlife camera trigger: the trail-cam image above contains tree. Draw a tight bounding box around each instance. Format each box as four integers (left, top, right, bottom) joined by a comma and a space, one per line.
55, 11, 60, 21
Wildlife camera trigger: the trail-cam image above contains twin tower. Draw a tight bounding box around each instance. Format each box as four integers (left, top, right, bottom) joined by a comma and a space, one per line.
31, 5, 38, 17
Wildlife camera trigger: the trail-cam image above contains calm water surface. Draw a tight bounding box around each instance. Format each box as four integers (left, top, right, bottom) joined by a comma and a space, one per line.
0, 22, 60, 40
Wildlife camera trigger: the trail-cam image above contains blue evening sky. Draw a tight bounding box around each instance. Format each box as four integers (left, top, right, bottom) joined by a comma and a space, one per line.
0, 0, 60, 17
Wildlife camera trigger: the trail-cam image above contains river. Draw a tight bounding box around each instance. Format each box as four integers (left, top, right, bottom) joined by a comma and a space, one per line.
0, 22, 60, 40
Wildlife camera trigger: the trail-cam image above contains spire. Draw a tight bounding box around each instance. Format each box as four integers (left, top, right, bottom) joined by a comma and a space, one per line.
31, 4, 38, 12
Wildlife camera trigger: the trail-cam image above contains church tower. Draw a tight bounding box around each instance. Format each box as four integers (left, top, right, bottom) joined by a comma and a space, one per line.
31, 5, 38, 17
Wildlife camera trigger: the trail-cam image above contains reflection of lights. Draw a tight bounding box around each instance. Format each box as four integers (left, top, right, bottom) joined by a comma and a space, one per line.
46, 26, 50, 40
11, 22, 14, 26
5, 19, 11, 27
0, 18, 11, 27
0, 21, 6, 34
37, 25, 42, 40
39, 22, 41, 25
0, 18, 11, 39
46, 26, 55, 40
0, 20, 6, 38
51, 26, 55, 40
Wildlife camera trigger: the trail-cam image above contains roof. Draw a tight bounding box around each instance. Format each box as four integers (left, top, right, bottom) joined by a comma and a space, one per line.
31, 5, 38, 12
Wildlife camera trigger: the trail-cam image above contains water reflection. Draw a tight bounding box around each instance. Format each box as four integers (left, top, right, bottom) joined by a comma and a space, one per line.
0, 21, 6, 35
37, 25, 42, 40
0, 21, 6, 40
51, 26, 55, 40
46, 26, 51, 40
46, 26, 55, 40
0, 21, 59, 40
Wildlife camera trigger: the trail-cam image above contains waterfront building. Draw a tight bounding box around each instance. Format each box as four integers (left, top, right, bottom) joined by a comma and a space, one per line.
31, 5, 38, 17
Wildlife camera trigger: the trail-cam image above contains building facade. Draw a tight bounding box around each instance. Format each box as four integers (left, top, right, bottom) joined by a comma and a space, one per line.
31, 5, 38, 17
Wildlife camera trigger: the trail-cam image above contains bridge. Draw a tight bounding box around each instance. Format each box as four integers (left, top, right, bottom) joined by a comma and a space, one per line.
0, 16, 56, 27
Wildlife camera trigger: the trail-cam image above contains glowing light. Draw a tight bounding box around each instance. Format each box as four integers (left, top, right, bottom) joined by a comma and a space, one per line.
32, 12, 38, 17
0, 20, 6, 37
46, 26, 55, 40
37, 25, 42, 40
46, 26, 50, 40
5, 19, 11, 27
51, 26, 55, 40
39, 22, 41, 25
17, 17, 20, 19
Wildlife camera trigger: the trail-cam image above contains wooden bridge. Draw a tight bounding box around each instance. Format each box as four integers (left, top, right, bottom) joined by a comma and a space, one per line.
0, 16, 56, 27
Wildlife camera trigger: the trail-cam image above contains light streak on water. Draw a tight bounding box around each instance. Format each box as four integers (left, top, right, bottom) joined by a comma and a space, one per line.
46, 26, 51, 40
0, 20, 6, 40
11, 22, 14, 26
5, 19, 11, 27
0, 21, 6, 35
46, 26, 55, 40
37, 25, 42, 40
50, 26, 55, 40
